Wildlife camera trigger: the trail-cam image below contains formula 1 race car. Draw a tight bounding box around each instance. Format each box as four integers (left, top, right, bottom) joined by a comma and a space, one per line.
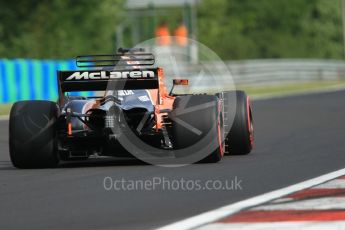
9, 48, 254, 168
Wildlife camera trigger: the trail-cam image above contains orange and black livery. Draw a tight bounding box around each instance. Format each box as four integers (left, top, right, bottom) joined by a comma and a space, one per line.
8, 48, 254, 168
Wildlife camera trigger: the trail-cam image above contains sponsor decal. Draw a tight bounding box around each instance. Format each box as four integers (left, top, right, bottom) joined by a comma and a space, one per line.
118, 90, 134, 96
138, 95, 150, 102
66, 71, 155, 80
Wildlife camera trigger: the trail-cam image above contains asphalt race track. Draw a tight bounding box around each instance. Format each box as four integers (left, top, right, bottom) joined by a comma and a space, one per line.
0, 90, 345, 230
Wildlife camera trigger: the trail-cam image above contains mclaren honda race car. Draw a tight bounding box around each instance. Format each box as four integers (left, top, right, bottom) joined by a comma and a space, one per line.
9, 48, 254, 168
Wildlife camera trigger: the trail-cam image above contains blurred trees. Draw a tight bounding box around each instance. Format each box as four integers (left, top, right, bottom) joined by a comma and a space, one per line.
0, 0, 343, 60
0, 0, 124, 59
198, 0, 344, 59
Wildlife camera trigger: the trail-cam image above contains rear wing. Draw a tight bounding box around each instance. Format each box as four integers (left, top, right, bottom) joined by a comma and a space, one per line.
76, 48, 155, 68
58, 68, 159, 92
57, 49, 160, 105
76, 53, 155, 68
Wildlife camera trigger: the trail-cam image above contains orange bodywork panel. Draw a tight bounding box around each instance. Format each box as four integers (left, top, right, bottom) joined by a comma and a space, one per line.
148, 68, 175, 131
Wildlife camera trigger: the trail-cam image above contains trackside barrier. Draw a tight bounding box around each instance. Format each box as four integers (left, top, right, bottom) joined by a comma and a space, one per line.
1, 59, 345, 103
0, 59, 95, 103
226, 59, 345, 86
162, 59, 345, 92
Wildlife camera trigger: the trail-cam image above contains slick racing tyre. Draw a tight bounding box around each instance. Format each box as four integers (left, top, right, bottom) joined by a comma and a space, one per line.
220, 91, 254, 155
9, 101, 59, 168
170, 95, 224, 163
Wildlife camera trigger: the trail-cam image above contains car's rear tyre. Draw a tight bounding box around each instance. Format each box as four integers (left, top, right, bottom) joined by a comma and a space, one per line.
220, 91, 254, 155
170, 95, 223, 163
9, 101, 59, 168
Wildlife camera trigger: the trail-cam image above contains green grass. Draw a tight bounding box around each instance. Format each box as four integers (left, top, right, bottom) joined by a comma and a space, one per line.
238, 80, 345, 98
0, 104, 12, 116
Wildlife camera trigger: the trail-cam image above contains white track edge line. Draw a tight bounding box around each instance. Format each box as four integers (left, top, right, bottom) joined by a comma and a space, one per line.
156, 167, 345, 230
0, 115, 9, 121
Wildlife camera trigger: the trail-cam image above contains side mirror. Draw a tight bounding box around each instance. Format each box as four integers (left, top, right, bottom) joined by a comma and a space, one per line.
170, 79, 189, 95
173, 79, 189, 86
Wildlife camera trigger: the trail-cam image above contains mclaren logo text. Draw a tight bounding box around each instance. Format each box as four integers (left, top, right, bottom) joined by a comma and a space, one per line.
66, 71, 155, 80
